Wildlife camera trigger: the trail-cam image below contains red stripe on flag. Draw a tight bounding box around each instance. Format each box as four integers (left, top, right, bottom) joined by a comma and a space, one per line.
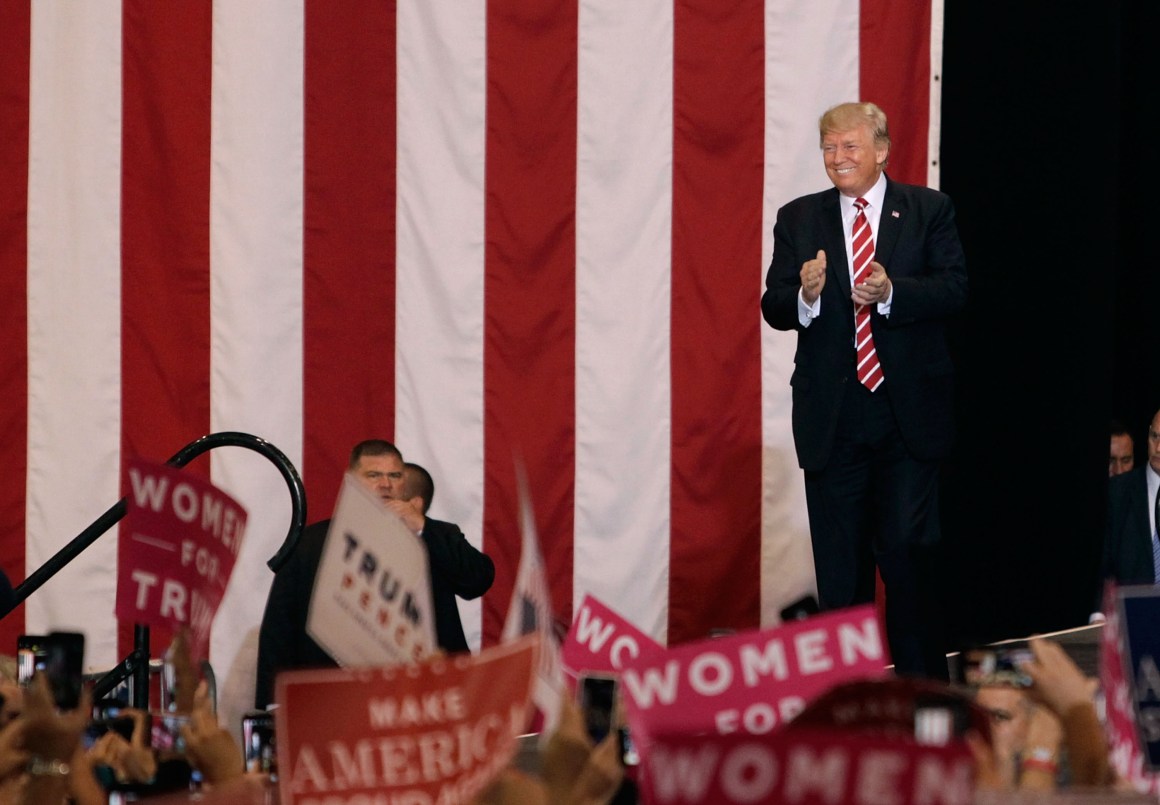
860, 0, 931, 185
303, 0, 398, 511
669, 0, 765, 644
118, 0, 214, 658
482, 0, 579, 645
0, 2, 30, 646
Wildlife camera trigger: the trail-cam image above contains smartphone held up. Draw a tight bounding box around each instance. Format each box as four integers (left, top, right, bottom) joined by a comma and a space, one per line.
576, 672, 639, 768
17, 631, 85, 710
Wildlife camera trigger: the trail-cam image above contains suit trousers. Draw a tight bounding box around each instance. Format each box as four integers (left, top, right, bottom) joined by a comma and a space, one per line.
803, 379, 948, 680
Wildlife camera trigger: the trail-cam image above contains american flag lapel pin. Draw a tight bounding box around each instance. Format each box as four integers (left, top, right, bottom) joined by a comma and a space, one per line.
891, 210, 900, 218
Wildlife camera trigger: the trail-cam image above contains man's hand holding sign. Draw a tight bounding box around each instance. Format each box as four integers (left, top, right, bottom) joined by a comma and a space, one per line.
307, 474, 436, 668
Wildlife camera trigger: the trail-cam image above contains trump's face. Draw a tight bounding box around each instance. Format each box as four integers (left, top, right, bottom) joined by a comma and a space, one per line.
822, 124, 888, 199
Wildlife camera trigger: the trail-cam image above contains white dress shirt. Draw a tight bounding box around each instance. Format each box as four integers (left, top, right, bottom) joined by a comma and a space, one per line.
798, 171, 894, 327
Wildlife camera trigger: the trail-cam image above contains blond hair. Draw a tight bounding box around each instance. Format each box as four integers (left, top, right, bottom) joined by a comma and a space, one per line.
819, 102, 891, 156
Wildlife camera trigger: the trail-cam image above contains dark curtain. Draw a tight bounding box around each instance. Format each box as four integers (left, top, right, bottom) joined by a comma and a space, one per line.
939, 0, 1157, 646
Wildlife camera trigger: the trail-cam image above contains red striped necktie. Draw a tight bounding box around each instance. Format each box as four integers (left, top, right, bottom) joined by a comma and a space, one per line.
852, 197, 884, 391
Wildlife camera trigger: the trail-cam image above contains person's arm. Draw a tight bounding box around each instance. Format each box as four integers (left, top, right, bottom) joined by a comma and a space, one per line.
0, 720, 28, 784
255, 530, 316, 709
1020, 638, 1111, 788
65, 743, 109, 805
15, 675, 91, 805
1017, 703, 1063, 791
762, 200, 818, 332
423, 521, 495, 600
84, 709, 157, 786
182, 681, 244, 788
540, 692, 624, 805
255, 569, 294, 710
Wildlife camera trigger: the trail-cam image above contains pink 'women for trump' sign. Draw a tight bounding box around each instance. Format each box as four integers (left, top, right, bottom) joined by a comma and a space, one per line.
117, 458, 247, 657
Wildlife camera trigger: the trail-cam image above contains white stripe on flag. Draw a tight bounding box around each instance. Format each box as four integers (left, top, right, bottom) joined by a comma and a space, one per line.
928, 0, 945, 189
574, 0, 674, 643
209, 0, 305, 732
759, 0, 861, 622
396, 0, 489, 650
26, 0, 123, 670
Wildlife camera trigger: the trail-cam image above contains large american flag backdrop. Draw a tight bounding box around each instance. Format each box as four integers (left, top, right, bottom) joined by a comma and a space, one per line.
1, 0, 941, 732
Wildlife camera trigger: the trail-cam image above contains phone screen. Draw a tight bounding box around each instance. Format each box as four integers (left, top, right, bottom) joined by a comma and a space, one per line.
151, 713, 190, 754
959, 647, 1033, 688
19, 633, 85, 710
43, 632, 85, 710
84, 714, 136, 749
577, 674, 617, 744
242, 710, 277, 776
16, 635, 47, 686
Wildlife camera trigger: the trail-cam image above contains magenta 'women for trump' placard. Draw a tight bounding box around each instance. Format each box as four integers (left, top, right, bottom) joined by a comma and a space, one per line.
117, 458, 247, 657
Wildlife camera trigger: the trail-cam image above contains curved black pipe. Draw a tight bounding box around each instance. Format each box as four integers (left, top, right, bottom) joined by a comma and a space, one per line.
165, 432, 307, 573
2, 431, 306, 619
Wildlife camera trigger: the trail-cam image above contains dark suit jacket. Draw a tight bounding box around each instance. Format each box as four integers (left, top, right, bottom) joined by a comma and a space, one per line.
255, 516, 495, 708
1103, 467, 1156, 587
761, 177, 967, 471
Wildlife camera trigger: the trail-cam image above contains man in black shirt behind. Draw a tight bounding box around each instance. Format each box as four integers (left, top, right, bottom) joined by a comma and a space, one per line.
254, 439, 495, 709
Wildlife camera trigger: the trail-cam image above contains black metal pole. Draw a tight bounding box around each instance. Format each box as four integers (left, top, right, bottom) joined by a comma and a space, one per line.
2, 431, 306, 617
132, 623, 150, 709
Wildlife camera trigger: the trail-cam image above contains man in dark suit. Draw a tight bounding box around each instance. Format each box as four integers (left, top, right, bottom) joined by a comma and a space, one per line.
255, 440, 495, 708
761, 102, 967, 679
1104, 407, 1160, 587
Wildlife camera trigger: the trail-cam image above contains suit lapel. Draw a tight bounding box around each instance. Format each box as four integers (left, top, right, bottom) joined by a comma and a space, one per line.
874, 177, 907, 268
1134, 471, 1153, 545
821, 190, 851, 297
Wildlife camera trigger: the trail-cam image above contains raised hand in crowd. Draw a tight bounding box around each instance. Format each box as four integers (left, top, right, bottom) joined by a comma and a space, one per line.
5, 673, 96, 805
83, 707, 156, 786
968, 638, 1106, 794
0, 682, 21, 731
181, 679, 245, 788
1020, 637, 1111, 788
542, 693, 623, 805
0, 680, 26, 787
474, 692, 624, 805
1016, 694, 1064, 791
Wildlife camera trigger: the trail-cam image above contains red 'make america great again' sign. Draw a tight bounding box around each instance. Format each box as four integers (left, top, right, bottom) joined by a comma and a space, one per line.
275, 636, 539, 805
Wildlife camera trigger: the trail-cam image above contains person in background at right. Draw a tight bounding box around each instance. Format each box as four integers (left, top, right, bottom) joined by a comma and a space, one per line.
1109, 418, 1135, 478
1104, 406, 1160, 587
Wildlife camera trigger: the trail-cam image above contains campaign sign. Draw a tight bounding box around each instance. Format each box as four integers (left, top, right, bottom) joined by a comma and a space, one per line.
1100, 583, 1160, 794
562, 593, 664, 687
307, 473, 436, 667
500, 465, 566, 735
118, 458, 247, 656
620, 605, 888, 740
639, 728, 973, 805
275, 635, 539, 805
1120, 587, 1160, 770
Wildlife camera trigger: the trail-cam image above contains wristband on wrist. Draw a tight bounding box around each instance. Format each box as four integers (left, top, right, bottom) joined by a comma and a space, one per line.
26, 756, 71, 777
1021, 747, 1059, 775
